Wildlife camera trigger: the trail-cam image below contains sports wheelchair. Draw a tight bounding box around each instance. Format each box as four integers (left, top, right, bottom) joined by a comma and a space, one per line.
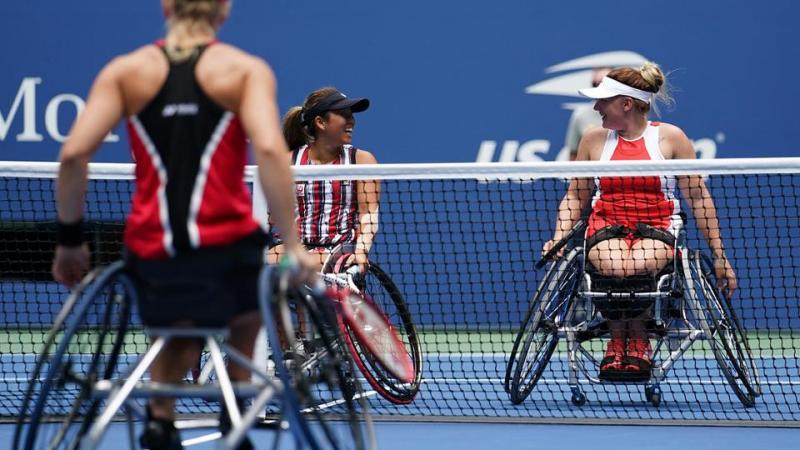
505, 217, 761, 407
14, 261, 375, 450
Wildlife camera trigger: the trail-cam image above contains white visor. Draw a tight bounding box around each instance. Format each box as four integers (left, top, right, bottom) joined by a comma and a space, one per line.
578, 76, 653, 104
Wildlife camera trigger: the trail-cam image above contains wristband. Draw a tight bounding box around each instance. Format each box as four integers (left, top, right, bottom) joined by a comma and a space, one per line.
278, 252, 298, 270
56, 219, 85, 247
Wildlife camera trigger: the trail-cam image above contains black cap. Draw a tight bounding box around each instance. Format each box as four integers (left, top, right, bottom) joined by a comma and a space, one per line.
301, 90, 370, 126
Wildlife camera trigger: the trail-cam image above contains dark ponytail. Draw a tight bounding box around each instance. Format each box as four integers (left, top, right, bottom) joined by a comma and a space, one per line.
282, 87, 340, 151
282, 106, 308, 152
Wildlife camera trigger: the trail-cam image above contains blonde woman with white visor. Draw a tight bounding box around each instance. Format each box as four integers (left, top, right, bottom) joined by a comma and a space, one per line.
543, 62, 737, 381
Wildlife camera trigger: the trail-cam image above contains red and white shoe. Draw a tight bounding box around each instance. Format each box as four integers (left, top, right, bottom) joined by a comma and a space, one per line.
623, 338, 652, 376
599, 338, 625, 380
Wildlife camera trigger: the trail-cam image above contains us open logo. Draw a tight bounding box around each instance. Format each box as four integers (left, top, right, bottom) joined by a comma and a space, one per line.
475, 51, 722, 162
1, 77, 120, 144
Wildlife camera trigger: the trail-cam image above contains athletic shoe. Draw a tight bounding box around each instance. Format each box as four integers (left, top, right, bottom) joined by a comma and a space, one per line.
219, 403, 255, 450
139, 417, 182, 450
599, 337, 625, 380
623, 338, 653, 375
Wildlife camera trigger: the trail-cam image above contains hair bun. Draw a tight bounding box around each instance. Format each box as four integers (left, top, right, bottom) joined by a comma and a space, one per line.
639, 61, 665, 92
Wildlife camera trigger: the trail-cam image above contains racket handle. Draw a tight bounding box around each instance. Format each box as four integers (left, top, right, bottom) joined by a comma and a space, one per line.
307, 279, 328, 297
345, 264, 364, 282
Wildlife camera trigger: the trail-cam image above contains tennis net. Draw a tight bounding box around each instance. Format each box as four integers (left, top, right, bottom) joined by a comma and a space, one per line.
1, 158, 799, 425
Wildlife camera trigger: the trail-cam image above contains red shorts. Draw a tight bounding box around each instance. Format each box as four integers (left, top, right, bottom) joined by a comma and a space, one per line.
586, 214, 673, 249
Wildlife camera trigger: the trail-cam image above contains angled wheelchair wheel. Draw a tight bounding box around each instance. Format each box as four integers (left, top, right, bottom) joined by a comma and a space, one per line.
682, 250, 759, 407
14, 261, 134, 450
506, 248, 582, 404
260, 267, 376, 450
339, 262, 422, 405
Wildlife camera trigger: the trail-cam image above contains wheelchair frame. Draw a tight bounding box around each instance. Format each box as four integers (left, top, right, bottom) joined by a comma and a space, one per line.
506, 219, 761, 407
14, 261, 375, 450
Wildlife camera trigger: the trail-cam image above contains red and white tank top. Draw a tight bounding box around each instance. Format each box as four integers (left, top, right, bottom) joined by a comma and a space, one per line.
590, 122, 680, 233
124, 42, 259, 259
292, 145, 359, 246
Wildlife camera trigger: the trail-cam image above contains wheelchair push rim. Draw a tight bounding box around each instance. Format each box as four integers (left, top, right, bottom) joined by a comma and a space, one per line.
507, 247, 582, 404
15, 261, 133, 450
682, 250, 759, 407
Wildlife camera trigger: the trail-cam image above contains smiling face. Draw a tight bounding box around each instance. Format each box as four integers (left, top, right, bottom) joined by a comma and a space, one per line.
315, 108, 355, 146
594, 96, 634, 131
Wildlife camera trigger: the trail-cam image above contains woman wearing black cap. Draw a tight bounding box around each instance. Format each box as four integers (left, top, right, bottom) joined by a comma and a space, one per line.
269, 87, 379, 274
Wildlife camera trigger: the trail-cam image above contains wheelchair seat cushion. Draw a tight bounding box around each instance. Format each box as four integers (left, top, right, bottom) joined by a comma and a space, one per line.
586, 270, 670, 320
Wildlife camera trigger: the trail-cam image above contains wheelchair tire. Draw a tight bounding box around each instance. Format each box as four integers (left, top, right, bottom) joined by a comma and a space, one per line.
682, 250, 760, 407
507, 248, 582, 405
14, 262, 133, 450
260, 267, 376, 450
338, 262, 423, 405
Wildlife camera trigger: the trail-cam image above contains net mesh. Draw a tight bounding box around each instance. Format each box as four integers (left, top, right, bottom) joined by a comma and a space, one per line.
1, 159, 799, 424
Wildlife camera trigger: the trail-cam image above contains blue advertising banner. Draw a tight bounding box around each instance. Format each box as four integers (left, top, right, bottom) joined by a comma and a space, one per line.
0, 1, 797, 163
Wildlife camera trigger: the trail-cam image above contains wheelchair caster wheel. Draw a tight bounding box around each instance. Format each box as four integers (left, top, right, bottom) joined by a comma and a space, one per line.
645, 386, 661, 407
570, 388, 586, 406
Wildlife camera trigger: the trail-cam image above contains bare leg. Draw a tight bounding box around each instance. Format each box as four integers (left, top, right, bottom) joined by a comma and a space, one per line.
628, 319, 647, 341
266, 244, 285, 265
226, 311, 262, 382
608, 320, 626, 341
587, 238, 631, 278
148, 324, 203, 420
267, 244, 327, 271
628, 239, 673, 276
588, 238, 672, 277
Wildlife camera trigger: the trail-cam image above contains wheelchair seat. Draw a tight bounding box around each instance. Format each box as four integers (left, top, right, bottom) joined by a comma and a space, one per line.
583, 260, 675, 295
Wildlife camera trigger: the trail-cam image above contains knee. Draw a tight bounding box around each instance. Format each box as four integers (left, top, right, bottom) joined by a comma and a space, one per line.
266, 246, 283, 265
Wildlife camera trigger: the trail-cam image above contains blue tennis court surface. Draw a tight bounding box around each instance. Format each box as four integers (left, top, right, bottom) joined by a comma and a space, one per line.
4, 336, 798, 449
3, 353, 799, 420
4, 351, 798, 420
359, 354, 800, 422
3, 421, 800, 450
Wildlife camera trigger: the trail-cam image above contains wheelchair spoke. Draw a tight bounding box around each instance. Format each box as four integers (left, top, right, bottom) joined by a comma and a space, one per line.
508, 248, 580, 404
683, 251, 759, 407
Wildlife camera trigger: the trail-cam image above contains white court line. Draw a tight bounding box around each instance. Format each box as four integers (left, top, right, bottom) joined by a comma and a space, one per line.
182, 432, 222, 446
301, 388, 379, 413
417, 377, 800, 386
424, 353, 799, 360
6, 353, 797, 360
3, 376, 797, 386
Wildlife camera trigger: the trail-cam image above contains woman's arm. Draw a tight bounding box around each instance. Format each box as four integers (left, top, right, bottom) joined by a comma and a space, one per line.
237, 58, 316, 277
669, 125, 737, 298
544, 128, 600, 254
353, 150, 380, 272
53, 58, 127, 287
